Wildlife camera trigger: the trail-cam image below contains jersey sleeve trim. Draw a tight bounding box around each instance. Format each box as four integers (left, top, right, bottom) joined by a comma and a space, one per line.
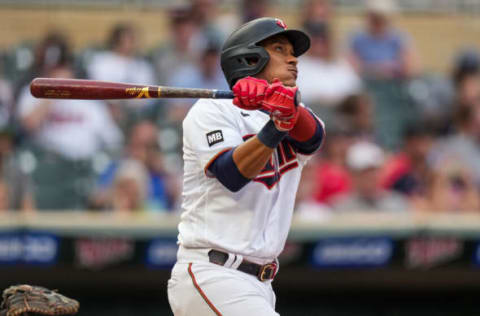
204, 147, 233, 178
206, 148, 251, 192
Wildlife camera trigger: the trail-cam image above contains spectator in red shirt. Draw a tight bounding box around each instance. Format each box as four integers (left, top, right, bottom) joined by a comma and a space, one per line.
312, 125, 354, 205
380, 124, 433, 197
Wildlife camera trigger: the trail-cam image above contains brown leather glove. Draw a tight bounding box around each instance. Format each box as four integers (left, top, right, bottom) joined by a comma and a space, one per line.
0, 285, 79, 316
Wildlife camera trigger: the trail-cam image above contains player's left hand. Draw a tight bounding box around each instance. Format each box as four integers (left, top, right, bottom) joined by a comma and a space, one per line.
232, 76, 269, 110
261, 79, 299, 131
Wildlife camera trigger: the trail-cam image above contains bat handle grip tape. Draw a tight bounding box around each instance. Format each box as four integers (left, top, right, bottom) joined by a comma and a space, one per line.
214, 90, 234, 99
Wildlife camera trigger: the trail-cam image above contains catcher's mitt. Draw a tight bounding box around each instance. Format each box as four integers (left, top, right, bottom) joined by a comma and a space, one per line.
0, 285, 79, 316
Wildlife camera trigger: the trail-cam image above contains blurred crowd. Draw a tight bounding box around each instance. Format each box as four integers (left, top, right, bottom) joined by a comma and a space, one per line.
0, 0, 479, 216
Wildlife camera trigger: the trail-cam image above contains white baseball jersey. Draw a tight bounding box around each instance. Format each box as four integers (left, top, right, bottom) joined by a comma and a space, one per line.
178, 98, 322, 263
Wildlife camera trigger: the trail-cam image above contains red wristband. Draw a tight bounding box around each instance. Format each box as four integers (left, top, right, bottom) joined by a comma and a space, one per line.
288, 107, 317, 142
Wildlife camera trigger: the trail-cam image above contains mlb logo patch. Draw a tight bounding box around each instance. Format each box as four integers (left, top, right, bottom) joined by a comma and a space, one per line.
206, 130, 224, 147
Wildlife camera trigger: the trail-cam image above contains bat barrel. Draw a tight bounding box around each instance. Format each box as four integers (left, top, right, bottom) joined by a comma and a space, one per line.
30, 78, 235, 100
30, 78, 145, 100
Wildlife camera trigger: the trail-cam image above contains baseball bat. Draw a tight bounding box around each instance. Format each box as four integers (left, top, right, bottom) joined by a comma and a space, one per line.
30, 78, 234, 100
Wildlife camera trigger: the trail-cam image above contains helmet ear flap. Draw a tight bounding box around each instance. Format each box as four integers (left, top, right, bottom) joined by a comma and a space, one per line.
221, 46, 270, 88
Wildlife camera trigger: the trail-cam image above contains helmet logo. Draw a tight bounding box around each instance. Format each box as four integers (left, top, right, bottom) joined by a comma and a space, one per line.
275, 19, 287, 29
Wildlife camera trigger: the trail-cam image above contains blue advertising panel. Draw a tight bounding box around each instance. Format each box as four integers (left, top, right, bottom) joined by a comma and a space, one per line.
145, 238, 178, 269
311, 237, 393, 268
0, 232, 58, 265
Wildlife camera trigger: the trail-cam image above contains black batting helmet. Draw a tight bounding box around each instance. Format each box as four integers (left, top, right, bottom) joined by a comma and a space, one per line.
220, 17, 310, 88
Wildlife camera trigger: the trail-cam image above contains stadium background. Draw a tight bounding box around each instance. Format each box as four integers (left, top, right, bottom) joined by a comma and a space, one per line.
0, 0, 480, 315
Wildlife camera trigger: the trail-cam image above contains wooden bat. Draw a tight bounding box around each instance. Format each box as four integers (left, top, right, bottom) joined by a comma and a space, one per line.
30, 78, 234, 100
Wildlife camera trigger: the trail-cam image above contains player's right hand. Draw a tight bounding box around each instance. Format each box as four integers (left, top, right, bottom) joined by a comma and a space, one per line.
262, 79, 299, 131
232, 76, 269, 110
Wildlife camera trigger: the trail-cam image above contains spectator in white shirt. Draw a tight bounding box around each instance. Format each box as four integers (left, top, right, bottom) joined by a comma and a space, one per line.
86, 23, 156, 124
87, 23, 155, 86
17, 65, 123, 161
297, 21, 361, 109
16, 64, 123, 210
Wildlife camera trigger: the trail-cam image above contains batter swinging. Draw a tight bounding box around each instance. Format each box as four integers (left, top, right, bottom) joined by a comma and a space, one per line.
168, 17, 325, 315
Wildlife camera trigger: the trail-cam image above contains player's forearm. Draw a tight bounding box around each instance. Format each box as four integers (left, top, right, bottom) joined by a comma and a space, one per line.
208, 120, 286, 191
233, 120, 287, 179
232, 136, 275, 179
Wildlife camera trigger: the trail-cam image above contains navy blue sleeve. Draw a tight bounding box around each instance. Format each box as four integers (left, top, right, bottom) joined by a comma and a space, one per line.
207, 148, 251, 192
287, 110, 325, 155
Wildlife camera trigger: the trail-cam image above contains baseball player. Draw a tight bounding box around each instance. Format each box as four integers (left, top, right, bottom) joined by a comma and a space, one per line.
167, 17, 325, 315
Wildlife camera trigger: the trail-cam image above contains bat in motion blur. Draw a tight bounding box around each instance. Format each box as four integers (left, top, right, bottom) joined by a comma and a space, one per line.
30, 78, 234, 100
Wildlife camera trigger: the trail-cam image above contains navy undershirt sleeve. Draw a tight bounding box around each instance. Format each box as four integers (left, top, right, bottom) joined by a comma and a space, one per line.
287, 111, 325, 155
207, 148, 250, 192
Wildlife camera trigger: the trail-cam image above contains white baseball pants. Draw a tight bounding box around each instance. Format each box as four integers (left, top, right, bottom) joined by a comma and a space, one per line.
167, 248, 279, 316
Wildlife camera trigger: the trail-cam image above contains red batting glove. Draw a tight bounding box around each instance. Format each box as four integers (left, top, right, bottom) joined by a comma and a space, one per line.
261, 79, 299, 131
232, 76, 269, 110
